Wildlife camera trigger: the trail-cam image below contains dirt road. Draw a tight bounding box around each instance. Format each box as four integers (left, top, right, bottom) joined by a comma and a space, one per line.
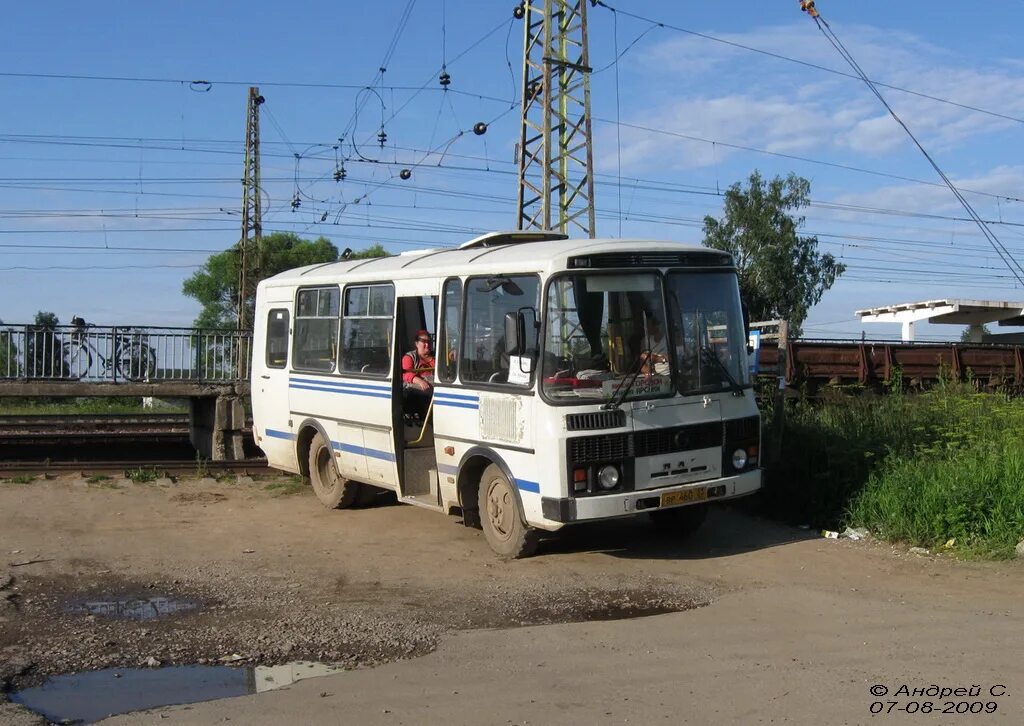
1, 475, 1021, 724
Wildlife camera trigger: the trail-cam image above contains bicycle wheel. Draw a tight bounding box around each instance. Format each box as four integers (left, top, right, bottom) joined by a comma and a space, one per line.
67, 344, 92, 380
118, 342, 156, 382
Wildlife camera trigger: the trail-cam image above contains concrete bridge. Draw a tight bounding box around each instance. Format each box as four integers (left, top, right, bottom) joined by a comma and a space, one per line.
1, 323, 253, 460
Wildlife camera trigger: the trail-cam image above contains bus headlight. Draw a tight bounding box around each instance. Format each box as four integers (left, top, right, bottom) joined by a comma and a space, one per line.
731, 448, 748, 470
597, 465, 620, 490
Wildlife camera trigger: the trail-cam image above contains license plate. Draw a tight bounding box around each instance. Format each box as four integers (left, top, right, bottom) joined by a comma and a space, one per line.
660, 487, 707, 507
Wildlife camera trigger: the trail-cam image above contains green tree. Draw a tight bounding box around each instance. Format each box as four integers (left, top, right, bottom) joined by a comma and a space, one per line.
703, 171, 845, 337
0, 318, 17, 377
350, 243, 389, 259
25, 311, 66, 378
960, 324, 991, 343
183, 232, 344, 329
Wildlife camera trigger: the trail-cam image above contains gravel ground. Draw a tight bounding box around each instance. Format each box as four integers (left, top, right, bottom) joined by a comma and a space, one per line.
1, 559, 711, 699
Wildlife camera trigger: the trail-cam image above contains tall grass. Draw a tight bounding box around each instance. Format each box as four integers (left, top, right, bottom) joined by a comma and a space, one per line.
762, 384, 1024, 558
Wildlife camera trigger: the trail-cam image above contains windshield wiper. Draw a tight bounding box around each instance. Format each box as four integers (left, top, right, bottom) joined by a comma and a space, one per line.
699, 345, 745, 396
602, 353, 647, 410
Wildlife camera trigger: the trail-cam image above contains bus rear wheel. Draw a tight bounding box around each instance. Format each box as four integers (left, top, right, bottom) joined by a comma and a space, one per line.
649, 503, 708, 537
478, 464, 538, 559
308, 432, 360, 509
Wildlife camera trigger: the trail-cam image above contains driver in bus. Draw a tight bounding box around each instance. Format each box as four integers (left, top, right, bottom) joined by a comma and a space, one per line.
640, 315, 670, 375
402, 330, 435, 417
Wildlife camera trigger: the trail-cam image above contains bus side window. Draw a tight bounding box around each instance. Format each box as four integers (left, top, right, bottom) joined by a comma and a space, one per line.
293, 287, 339, 372
266, 309, 289, 368
462, 275, 539, 385
340, 283, 394, 376
437, 278, 461, 383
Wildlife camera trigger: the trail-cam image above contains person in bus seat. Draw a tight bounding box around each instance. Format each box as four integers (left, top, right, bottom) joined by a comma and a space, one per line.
639, 315, 670, 375
402, 330, 435, 417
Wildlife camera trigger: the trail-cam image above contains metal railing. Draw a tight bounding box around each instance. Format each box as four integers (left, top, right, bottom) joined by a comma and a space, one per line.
0, 324, 252, 383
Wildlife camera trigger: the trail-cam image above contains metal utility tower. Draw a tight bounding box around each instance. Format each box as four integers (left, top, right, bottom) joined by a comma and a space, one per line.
237, 86, 264, 331
516, 0, 597, 237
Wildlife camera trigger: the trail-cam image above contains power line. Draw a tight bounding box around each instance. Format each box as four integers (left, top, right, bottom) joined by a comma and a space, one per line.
806, 6, 1024, 286
590, 0, 1024, 126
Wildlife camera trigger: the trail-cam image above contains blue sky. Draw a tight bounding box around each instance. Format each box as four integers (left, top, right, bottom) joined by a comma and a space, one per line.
2, 0, 1023, 340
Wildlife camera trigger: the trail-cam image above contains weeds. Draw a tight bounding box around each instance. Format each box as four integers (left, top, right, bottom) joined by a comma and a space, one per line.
124, 468, 161, 483
761, 384, 1024, 559
264, 476, 306, 496
5, 475, 35, 485
85, 474, 111, 484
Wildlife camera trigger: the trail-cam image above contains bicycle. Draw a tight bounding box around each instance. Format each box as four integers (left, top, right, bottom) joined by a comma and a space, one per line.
65, 316, 157, 382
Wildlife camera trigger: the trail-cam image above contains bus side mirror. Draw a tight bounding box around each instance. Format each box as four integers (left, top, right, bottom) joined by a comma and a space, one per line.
504, 311, 525, 356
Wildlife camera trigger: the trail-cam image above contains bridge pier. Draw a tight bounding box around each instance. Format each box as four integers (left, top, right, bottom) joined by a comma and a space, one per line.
189, 395, 247, 461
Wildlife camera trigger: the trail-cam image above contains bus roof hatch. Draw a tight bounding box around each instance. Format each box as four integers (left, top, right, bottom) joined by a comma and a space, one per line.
458, 230, 569, 250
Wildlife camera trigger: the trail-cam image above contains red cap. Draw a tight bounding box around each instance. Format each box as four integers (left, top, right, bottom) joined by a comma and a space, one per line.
415, 329, 431, 341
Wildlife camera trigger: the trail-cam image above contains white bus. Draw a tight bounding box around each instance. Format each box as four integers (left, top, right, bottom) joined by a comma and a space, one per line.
251, 231, 761, 557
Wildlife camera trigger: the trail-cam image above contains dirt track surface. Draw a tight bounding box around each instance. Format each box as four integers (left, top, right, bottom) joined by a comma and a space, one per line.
1, 474, 1022, 725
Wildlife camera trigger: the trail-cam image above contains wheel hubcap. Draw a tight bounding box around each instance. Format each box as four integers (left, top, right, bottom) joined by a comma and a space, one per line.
316, 447, 337, 491
486, 479, 514, 541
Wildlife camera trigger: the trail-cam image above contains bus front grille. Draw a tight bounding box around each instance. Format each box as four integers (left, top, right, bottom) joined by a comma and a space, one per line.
634, 421, 722, 457
565, 410, 626, 432
568, 432, 632, 464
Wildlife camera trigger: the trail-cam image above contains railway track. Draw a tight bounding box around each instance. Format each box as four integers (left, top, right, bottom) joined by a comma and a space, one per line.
0, 458, 271, 477
0, 412, 250, 444
0, 413, 266, 475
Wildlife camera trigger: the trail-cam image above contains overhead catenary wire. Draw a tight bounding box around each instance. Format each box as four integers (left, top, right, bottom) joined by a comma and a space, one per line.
589, 0, 1024, 126
802, 3, 1024, 286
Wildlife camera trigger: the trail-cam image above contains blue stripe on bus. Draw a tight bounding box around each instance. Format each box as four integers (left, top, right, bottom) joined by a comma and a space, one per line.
516, 479, 540, 494
331, 440, 396, 463
289, 383, 391, 399
265, 428, 296, 440
290, 377, 390, 393
437, 463, 459, 476
434, 400, 479, 410
433, 391, 479, 402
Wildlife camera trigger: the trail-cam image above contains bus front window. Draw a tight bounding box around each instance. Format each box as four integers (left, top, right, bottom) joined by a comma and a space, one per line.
665, 270, 750, 395
541, 273, 673, 404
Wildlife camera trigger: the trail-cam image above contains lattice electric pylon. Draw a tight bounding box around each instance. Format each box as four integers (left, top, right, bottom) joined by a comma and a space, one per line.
237, 86, 264, 331
516, 0, 597, 237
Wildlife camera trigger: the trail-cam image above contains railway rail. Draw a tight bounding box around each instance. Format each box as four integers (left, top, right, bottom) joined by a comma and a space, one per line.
0, 458, 271, 477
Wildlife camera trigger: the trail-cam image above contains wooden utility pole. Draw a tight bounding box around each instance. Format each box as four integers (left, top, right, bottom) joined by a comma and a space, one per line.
237, 87, 264, 331
515, 0, 596, 237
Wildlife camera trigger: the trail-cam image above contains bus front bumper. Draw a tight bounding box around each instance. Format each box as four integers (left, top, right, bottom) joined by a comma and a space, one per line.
540, 469, 761, 524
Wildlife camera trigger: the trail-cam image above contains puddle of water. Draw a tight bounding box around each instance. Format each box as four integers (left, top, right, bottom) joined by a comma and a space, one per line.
10, 661, 345, 723
66, 595, 199, 620
10, 666, 250, 724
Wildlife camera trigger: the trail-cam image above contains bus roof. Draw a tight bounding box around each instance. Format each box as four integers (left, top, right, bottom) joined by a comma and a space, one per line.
259, 234, 729, 289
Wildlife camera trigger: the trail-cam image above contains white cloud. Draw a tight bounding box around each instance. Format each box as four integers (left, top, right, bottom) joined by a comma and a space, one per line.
616, 21, 1024, 167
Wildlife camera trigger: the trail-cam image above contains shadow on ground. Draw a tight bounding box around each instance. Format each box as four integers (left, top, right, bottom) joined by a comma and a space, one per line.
538, 505, 817, 560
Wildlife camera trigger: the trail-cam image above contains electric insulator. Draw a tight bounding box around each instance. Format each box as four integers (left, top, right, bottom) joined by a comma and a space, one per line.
377, 129, 387, 148
399, 168, 412, 180
439, 71, 451, 87
528, 80, 542, 98
473, 122, 488, 136
291, 195, 301, 211
320, 211, 328, 222
513, 3, 525, 19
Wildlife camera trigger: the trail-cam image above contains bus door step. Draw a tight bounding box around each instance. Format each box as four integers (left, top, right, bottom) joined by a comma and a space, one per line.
402, 448, 439, 498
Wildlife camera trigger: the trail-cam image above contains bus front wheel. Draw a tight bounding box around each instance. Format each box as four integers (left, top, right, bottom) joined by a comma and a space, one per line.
478, 464, 538, 559
308, 432, 360, 509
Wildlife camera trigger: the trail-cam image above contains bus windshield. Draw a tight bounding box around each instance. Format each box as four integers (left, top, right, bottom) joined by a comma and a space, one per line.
665, 270, 750, 394
541, 273, 674, 404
